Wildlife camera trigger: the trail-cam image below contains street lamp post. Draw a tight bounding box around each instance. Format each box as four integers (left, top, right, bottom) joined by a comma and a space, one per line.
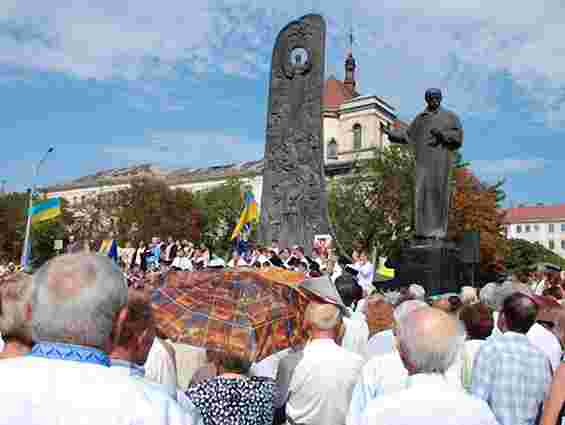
21, 147, 54, 270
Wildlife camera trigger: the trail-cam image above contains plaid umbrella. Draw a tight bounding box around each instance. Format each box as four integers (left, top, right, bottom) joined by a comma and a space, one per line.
151, 268, 309, 362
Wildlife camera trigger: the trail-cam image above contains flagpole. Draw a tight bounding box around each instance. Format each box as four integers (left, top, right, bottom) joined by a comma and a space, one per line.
21, 147, 54, 271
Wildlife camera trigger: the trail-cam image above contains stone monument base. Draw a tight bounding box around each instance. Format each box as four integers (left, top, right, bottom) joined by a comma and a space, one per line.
396, 239, 462, 296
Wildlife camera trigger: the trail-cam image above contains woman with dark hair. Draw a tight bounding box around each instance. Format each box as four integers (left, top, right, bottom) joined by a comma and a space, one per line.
186, 351, 276, 425
459, 303, 494, 391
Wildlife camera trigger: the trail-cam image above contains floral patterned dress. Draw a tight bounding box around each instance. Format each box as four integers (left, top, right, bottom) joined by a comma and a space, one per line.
186, 376, 275, 425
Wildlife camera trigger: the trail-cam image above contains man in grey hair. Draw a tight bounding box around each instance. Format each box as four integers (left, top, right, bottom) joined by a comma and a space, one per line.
276, 302, 364, 425
408, 284, 426, 301
0, 272, 34, 358
348, 300, 428, 425
0, 253, 191, 425
360, 308, 498, 425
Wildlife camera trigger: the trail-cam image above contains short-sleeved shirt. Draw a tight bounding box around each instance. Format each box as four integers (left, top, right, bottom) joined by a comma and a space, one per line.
471, 331, 552, 425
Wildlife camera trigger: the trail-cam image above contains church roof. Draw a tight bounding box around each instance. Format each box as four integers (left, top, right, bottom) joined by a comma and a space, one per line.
323, 76, 358, 109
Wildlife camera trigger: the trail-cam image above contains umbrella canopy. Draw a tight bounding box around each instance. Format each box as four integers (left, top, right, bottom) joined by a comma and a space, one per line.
152, 269, 309, 362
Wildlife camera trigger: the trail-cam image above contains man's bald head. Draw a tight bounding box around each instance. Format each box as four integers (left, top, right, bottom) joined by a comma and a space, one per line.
304, 302, 341, 332
32, 254, 128, 349
396, 307, 466, 375
501, 292, 538, 334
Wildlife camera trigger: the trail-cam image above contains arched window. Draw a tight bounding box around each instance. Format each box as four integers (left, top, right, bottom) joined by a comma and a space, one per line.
327, 138, 338, 160
353, 123, 362, 150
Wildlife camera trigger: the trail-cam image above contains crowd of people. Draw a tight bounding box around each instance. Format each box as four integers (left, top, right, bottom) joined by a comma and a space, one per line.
2, 248, 565, 424
63, 235, 376, 288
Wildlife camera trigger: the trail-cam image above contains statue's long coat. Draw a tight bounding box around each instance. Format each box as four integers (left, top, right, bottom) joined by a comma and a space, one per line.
390, 107, 463, 238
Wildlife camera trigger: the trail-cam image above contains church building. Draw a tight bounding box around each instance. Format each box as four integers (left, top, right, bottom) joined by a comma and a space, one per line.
47, 52, 401, 205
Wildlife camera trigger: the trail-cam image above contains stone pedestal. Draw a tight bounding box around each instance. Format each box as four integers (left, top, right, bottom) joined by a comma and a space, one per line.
397, 239, 462, 296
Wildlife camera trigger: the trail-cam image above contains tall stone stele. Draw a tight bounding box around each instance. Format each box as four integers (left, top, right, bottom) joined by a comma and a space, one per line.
259, 14, 330, 254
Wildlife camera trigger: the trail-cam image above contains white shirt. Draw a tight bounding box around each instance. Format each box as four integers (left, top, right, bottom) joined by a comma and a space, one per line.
347, 348, 464, 425
491, 311, 502, 338
532, 279, 546, 295
331, 263, 343, 283
342, 313, 369, 359
171, 342, 207, 390
460, 339, 485, 392
0, 352, 192, 425
353, 262, 375, 294
287, 339, 364, 425
366, 328, 395, 359
360, 373, 499, 425
250, 348, 291, 379
145, 337, 179, 399
172, 257, 193, 271
528, 322, 562, 372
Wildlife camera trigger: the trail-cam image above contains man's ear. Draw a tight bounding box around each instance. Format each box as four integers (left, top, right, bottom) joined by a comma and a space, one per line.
111, 306, 129, 346
397, 342, 415, 373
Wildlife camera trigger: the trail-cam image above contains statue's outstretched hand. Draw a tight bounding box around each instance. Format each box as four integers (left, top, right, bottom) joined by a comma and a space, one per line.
428, 128, 445, 148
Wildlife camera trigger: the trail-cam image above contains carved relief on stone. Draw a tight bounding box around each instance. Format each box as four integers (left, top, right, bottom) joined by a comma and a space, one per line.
259, 14, 329, 254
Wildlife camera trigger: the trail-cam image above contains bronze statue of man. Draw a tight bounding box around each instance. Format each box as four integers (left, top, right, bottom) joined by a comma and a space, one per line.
383, 89, 463, 240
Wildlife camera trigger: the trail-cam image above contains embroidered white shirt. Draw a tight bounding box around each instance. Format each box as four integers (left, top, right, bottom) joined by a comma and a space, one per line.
0, 355, 193, 425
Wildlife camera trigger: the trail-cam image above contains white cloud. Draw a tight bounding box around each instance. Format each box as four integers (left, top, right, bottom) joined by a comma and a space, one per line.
0, 0, 564, 125
103, 130, 263, 167
472, 157, 548, 179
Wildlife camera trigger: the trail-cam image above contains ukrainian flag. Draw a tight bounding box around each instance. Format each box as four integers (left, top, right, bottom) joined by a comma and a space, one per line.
99, 239, 118, 263
230, 190, 259, 240
30, 198, 61, 225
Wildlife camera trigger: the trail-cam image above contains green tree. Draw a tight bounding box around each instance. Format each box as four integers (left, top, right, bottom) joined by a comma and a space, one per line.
506, 238, 565, 274
110, 178, 200, 244
192, 177, 246, 257
0, 192, 28, 261
0, 193, 70, 266
328, 144, 415, 258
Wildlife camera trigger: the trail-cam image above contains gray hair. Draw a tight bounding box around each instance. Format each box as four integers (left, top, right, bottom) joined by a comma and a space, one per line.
408, 285, 426, 301
382, 290, 403, 306
32, 254, 128, 349
305, 302, 342, 331
0, 273, 34, 342
396, 308, 466, 374
393, 299, 428, 323
479, 283, 498, 310
494, 282, 532, 311
460, 286, 478, 305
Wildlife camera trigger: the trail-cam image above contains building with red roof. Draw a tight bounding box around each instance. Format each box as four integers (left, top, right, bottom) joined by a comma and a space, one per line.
322, 52, 399, 173
504, 204, 565, 257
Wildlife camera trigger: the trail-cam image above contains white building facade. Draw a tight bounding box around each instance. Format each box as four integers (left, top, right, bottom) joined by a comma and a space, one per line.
505, 204, 565, 258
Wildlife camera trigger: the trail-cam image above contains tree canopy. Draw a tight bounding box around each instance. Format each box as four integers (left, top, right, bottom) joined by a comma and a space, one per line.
505, 238, 565, 274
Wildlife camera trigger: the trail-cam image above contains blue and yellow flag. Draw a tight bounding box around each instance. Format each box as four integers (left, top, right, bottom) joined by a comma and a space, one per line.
99, 239, 118, 263
30, 197, 61, 225
230, 190, 259, 240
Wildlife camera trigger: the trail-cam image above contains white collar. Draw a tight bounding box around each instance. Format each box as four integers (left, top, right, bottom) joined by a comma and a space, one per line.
407, 373, 451, 389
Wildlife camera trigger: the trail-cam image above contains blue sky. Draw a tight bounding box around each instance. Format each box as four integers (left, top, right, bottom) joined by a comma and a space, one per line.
1, 0, 564, 206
